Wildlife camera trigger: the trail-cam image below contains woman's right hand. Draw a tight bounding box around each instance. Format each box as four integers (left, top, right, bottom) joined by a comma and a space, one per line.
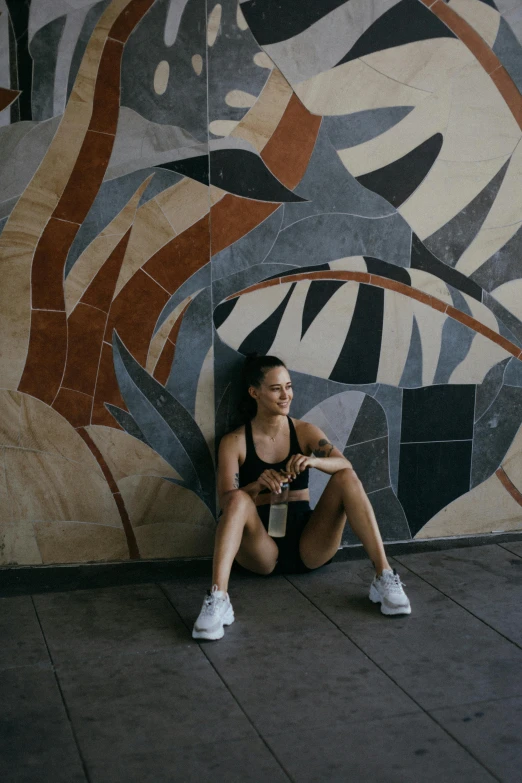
257, 469, 289, 494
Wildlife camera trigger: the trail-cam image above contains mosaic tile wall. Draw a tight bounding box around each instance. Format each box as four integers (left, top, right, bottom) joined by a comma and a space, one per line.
1, 0, 522, 566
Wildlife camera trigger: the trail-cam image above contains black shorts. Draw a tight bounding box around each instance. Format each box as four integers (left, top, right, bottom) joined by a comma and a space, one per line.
256, 501, 333, 575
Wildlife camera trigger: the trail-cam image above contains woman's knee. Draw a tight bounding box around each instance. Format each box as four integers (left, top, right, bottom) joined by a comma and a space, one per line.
332, 466, 361, 491
220, 489, 255, 519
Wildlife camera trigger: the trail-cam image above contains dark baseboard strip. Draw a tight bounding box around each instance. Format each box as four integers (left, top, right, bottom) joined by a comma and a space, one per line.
1, 530, 522, 597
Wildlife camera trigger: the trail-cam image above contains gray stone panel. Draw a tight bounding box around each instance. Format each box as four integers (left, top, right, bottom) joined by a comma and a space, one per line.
282, 125, 395, 230
399, 315, 423, 388
212, 206, 283, 280
471, 385, 522, 487
342, 485, 411, 545
120, 0, 207, 142
474, 358, 509, 421
0, 116, 60, 205
212, 262, 295, 304
344, 436, 389, 494
504, 356, 522, 387
324, 106, 414, 149
472, 222, 522, 292
424, 160, 509, 267
375, 383, 403, 494
29, 15, 66, 121
264, 212, 412, 269
483, 292, 522, 347
493, 16, 522, 93
433, 318, 475, 385
155, 264, 210, 334
347, 394, 388, 445
288, 371, 340, 421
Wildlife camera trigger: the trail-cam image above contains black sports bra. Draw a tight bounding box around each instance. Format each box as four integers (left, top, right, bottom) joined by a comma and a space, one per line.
238, 416, 309, 492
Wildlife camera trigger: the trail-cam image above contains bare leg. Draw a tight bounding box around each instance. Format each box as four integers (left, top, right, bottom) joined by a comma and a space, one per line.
212, 490, 279, 592
299, 468, 391, 574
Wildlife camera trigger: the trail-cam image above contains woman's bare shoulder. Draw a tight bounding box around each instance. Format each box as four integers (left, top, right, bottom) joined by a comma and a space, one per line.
220, 425, 246, 450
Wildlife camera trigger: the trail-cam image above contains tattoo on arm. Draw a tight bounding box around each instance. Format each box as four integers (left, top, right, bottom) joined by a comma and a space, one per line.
313, 438, 334, 458
233, 472, 239, 489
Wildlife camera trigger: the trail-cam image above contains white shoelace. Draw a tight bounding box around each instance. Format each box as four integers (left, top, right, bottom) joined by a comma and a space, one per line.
380, 571, 406, 594
201, 591, 225, 616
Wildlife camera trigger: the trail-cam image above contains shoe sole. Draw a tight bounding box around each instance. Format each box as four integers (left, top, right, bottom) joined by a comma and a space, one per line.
192, 608, 235, 641
369, 585, 411, 616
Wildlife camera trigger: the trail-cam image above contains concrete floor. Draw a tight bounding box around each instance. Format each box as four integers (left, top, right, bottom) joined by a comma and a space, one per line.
2, 542, 522, 783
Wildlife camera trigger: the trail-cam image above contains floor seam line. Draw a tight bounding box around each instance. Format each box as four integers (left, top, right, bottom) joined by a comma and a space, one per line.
30, 595, 93, 783
157, 583, 297, 783
392, 556, 522, 651
497, 542, 522, 558
284, 573, 503, 783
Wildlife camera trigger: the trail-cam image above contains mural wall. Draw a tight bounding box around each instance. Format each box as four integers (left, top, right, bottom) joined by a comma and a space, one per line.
1, 0, 522, 566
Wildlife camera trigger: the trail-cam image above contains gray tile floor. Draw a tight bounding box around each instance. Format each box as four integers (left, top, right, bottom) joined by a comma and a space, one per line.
2, 542, 522, 783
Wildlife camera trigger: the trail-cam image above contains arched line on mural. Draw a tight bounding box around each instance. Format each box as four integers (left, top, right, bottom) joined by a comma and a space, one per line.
223, 269, 522, 359
420, 0, 522, 130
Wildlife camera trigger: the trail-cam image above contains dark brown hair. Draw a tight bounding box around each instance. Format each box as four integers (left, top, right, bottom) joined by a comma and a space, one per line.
240, 354, 286, 420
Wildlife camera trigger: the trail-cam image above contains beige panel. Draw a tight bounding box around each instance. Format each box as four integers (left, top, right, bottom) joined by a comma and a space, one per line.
0, 520, 42, 565
449, 333, 512, 383
84, 424, 182, 482
0, 390, 22, 446
34, 520, 128, 564
415, 471, 522, 539
457, 221, 522, 276
461, 292, 500, 332
477, 138, 522, 232
294, 281, 360, 379
207, 3, 222, 47
377, 290, 414, 385
269, 281, 311, 361
414, 301, 447, 387
6, 450, 122, 524
217, 283, 291, 350
209, 120, 239, 137
490, 279, 522, 321
146, 294, 196, 375
339, 81, 452, 177
294, 59, 428, 117
194, 346, 215, 455
118, 474, 215, 528
408, 270, 452, 305
18, 393, 103, 472
226, 90, 257, 108
399, 155, 510, 239
502, 424, 522, 491
0, 0, 133, 389
65, 175, 152, 314
155, 177, 209, 235
328, 256, 367, 271
231, 68, 292, 153
114, 197, 176, 297
361, 38, 473, 92
448, 0, 500, 46
0, 448, 13, 523
134, 521, 215, 558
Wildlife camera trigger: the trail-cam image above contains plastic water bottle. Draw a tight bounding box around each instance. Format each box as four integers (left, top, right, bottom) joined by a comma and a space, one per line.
268, 481, 289, 537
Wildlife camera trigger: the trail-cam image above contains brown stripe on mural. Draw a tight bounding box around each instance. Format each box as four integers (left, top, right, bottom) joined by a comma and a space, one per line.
496, 466, 522, 507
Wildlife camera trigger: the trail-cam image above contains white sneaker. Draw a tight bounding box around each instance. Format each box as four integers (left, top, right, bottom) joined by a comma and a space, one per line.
369, 568, 411, 616
192, 585, 235, 640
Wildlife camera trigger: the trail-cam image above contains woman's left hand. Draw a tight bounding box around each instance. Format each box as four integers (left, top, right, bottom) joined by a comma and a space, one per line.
285, 453, 316, 477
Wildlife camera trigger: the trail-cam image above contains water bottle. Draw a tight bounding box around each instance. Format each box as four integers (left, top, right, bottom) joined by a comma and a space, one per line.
268, 481, 289, 537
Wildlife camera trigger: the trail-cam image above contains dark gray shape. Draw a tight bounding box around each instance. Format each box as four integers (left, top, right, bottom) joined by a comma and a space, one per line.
472, 223, 522, 292
0, 596, 49, 669
344, 436, 389, 494
34, 584, 189, 665
138, 167, 184, 206
208, 0, 270, 130
121, 0, 207, 142
0, 217, 6, 237
424, 160, 509, 267
399, 316, 423, 388
471, 385, 522, 487
328, 379, 380, 398
395, 544, 522, 646
266, 712, 494, 783
112, 332, 215, 512
0, 197, 18, 221
29, 15, 66, 121
67, 0, 111, 100
323, 107, 414, 150
0, 666, 86, 783
282, 125, 396, 230
433, 318, 475, 384
105, 405, 148, 444
504, 356, 522, 387
375, 384, 403, 494
212, 206, 283, 280
474, 358, 509, 421
432, 696, 522, 783
154, 264, 210, 334
448, 284, 472, 315
264, 212, 412, 270
346, 395, 387, 445
289, 558, 522, 709
483, 292, 522, 347
286, 370, 332, 420
214, 335, 246, 447
65, 168, 181, 277
166, 288, 212, 416
342, 485, 410, 544
494, 17, 522, 93
212, 262, 296, 304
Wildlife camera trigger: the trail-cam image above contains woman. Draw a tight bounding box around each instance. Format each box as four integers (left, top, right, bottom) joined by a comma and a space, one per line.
192, 355, 410, 640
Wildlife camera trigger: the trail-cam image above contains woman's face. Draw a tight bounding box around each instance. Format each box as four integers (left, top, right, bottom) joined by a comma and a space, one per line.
249, 366, 293, 416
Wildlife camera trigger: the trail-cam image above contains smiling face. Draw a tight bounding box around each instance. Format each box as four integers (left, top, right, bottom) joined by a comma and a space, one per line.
249, 365, 293, 417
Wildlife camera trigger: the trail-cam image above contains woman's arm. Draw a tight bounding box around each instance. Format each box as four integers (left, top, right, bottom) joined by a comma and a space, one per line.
287, 422, 352, 476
